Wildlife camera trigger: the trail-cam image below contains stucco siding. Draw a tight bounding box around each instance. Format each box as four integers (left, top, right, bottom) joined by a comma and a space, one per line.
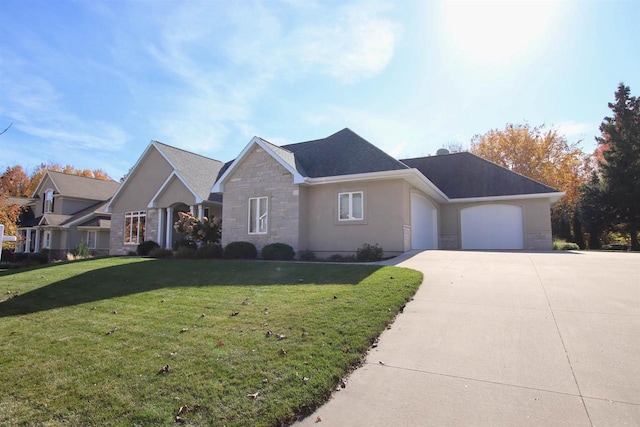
155, 176, 197, 208
303, 179, 406, 256
109, 147, 172, 212
220, 146, 300, 252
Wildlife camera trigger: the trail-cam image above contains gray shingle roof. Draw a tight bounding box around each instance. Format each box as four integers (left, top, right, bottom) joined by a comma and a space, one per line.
282, 128, 408, 178
154, 141, 225, 201
47, 171, 120, 200
400, 152, 559, 199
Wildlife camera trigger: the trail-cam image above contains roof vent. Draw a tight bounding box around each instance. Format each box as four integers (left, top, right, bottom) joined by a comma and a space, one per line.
436, 148, 450, 155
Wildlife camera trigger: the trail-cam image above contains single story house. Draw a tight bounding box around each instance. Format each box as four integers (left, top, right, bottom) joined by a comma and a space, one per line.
211, 128, 563, 256
16, 171, 120, 260
106, 140, 224, 255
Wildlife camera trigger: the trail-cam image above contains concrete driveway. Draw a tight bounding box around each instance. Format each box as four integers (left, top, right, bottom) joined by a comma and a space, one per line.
296, 251, 639, 426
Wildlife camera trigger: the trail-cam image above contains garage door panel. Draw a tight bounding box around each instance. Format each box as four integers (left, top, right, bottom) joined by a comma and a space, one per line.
461, 204, 523, 250
411, 194, 438, 250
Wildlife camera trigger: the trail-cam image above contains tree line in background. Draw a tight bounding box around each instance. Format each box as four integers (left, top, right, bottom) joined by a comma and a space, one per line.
0, 164, 112, 243
468, 83, 638, 251
2, 84, 638, 250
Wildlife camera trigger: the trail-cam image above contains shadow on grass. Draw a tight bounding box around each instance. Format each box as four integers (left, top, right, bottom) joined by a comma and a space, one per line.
0, 259, 381, 318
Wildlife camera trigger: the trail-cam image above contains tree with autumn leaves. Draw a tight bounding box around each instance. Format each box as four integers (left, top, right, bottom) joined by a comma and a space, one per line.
470, 123, 588, 243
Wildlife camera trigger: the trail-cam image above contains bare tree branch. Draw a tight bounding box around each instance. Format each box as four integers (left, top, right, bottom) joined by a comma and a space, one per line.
0, 123, 13, 136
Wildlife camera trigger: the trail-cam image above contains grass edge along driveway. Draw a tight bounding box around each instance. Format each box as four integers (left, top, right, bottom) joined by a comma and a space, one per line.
0, 257, 423, 426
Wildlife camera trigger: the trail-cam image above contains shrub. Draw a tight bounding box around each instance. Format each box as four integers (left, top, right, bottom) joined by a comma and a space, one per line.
328, 254, 344, 262
175, 246, 196, 259
223, 241, 257, 259
356, 243, 384, 262
261, 243, 295, 261
173, 238, 197, 251
74, 242, 90, 259
137, 240, 160, 256
174, 212, 221, 245
149, 247, 173, 258
195, 243, 224, 259
298, 250, 316, 261
30, 250, 49, 264
126, 250, 138, 256
553, 240, 580, 251
1, 248, 15, 262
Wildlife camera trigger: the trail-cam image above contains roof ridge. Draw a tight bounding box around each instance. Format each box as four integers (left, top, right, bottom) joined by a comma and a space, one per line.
152, 140, 224, 165
47, 170, 119, 184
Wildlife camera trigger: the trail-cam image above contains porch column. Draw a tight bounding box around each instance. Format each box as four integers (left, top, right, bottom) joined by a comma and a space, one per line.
189, 205, 195, 215
157, 208, 164, 249
25, 229, 32, 253
34, 229, 41, 251
198, 204, 204, 220
165, 208, 173, 249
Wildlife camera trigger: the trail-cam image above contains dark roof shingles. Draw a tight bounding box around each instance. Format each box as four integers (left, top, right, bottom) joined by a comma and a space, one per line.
400, 152, 559, 199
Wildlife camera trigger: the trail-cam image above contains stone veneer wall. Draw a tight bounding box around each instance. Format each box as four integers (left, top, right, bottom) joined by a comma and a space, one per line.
109, 209, 160, 255
221, 146, 300, 253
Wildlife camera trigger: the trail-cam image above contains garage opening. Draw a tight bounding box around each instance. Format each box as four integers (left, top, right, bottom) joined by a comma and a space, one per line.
461, 204, 523, 250
411, 193, 438, 250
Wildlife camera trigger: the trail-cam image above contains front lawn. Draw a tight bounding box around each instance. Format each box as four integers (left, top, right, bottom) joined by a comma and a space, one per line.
0, 258, 422, 426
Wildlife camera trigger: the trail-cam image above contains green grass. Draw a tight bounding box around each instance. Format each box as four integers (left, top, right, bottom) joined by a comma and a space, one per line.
0, 258, 422, 426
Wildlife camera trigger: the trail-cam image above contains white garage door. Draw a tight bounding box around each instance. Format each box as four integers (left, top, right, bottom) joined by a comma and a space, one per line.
411, 193, 438, 250
461, 204, 524, 250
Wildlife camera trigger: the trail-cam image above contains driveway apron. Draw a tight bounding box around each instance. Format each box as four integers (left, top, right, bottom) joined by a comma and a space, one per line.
296, 251, 640, 426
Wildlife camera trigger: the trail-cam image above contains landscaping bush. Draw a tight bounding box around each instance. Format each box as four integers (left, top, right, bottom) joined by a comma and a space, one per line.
328, 254, 344, 262
553, 240, 580, 251
175, 246, 196, 259
73, 242, 90, 259
356, 243, 384, 262
261, 243, 295, 261
173, 238, 197, 251
298, 250, 316, 261
137, 240, 160, 256
195, 243, 224, 259
149, 247, 173, 258
223, 241, 257, 259
1, 248, 15, 262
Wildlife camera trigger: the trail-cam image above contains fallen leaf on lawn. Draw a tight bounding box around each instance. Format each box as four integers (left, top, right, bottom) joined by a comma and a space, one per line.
105, 328, 117, 335
158, 364, 170, 374
276, 333, 286, 340
91, 307, 96, 310
200, 313, 205, 318
262, 378, 268, 384
265, 330, 273, 338
177, 405, 188, 415
247, 392, 259, 399
168, 352, 176, 358
339, 378, 347, 388
216, 341, 224, 347
302, 376, 309, 384
242, 300, 249, 305
316, 416, 322, 423
174, 415, 185, 423
180, 328, 188, 333
193, 403, 201, 410
280, 348, 287, 356
112, 310, 118, 314
231, 311, 239, 316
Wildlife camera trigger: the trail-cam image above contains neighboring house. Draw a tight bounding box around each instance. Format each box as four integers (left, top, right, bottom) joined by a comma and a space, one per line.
16, 171, 120, 260
211, 128, 564, 256
106, 141, 224, 255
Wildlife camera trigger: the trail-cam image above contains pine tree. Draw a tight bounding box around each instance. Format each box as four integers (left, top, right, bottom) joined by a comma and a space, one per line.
596, 83, 640, 250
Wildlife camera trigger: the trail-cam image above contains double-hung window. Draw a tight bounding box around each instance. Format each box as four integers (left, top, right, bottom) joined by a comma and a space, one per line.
124, 211, 146, 244
44, 190, 54, 213
86, 231, 97, 249
338, 192, 363, 221
248, 197, 268, 234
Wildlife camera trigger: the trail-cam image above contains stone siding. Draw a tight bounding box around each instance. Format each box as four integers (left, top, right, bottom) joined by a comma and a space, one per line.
221, 146, 299, 253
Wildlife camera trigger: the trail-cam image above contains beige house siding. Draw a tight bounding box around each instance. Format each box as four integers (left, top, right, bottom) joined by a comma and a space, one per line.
302, 179, 407, 256
220, 146, 300, 252
439, 198, 553, 250
109, 148, 172, 213
155, 176, 196, 208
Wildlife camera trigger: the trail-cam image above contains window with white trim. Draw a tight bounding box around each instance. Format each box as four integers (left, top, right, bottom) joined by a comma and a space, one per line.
124, 211, 146, 244
338, 192, 364, 221
248, 197, 268, 234
43, 231, 51, 249
86, 231, 97, 249
44, 190, 54, 213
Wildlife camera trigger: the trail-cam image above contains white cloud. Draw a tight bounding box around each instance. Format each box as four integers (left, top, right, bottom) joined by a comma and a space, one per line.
555, 121, 593, 139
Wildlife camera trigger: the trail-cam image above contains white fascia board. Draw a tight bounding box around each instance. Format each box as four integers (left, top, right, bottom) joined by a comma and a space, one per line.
304, 169, 449, 203
447, 192, 565, 204
148, 171, 201, 208
106, 141, 156, 212
211, 137, 305, 193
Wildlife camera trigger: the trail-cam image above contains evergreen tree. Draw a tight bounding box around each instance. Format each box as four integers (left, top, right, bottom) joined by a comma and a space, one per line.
596, 83, 640, 250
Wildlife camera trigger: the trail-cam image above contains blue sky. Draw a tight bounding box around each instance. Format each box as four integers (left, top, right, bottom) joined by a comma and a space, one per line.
1, 0, 638, 180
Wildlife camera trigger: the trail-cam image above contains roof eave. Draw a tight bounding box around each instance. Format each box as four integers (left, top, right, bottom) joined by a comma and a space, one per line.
447, 192, 566, 204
